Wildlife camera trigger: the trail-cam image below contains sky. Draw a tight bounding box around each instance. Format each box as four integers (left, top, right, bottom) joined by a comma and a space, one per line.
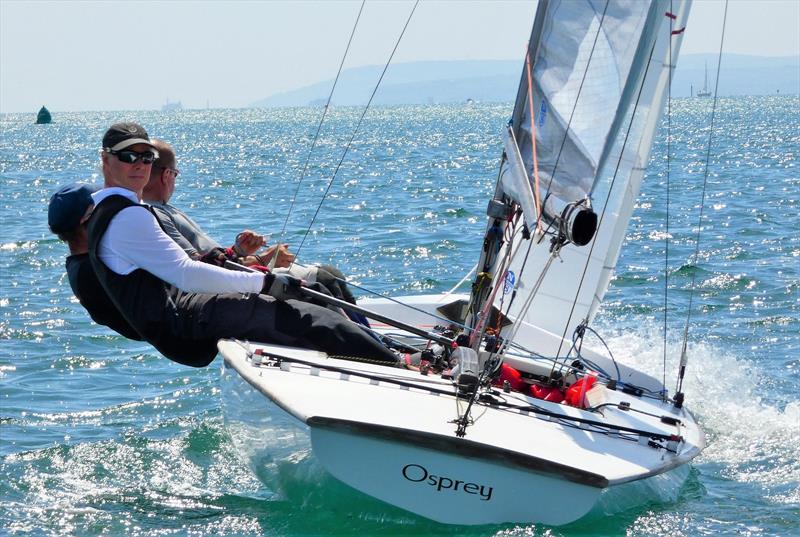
1, 0, 798, 113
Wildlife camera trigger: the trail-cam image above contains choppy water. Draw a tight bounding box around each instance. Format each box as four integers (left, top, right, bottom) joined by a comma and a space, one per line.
1, 96, 798, 536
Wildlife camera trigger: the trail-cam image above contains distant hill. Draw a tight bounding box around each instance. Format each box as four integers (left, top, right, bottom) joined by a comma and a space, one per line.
251, 54, 799, 108
253, 60, 520, 108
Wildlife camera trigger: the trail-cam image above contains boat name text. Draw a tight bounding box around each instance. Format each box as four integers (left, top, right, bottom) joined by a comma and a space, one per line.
401, 464, 493, 501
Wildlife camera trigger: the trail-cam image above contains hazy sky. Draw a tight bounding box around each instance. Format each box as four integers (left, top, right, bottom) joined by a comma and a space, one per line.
1, 0, 798, 113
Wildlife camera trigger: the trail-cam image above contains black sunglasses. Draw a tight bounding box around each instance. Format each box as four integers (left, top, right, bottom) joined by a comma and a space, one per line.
107, 149, 158, 165
157, 166, 180, 177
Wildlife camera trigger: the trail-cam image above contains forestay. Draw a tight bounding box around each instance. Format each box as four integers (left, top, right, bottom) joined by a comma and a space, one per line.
471, 0, 691, 355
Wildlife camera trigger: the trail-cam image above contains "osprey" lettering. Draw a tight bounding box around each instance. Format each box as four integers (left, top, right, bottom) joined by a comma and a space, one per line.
401, 463, 494, 501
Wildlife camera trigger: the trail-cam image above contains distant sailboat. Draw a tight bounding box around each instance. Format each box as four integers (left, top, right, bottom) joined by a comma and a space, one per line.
35, 106, 52, 124
696, 61, 712, 97
161, 99, 183, 112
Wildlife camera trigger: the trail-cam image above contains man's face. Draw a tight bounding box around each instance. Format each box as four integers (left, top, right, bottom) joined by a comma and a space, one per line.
102, 143, 155, 195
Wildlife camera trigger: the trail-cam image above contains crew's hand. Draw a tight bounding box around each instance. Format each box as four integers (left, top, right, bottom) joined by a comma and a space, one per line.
270, 243, 295, 268
253, 243, 295, 268
234, 230, 267, 256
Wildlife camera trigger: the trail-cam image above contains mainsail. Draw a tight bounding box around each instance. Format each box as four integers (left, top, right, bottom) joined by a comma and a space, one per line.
469, 0, 691, 356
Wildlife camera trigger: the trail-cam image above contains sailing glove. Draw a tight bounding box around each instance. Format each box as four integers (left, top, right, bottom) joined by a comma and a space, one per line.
261, 273, 304, 301
261, 273, 335, 308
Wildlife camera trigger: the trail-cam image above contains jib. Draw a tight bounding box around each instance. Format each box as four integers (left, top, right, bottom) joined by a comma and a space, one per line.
401, 463, 493, 501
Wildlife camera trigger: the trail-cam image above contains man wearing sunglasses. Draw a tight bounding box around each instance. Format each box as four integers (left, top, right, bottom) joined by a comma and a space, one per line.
86, 122, 397, 367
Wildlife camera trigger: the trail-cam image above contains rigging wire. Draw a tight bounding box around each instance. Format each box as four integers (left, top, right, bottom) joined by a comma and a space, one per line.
277, 0, 366, 245
291, 0, 421, 264
286, 261, 475, 333
242, 341, 679, 443
444, 264, 477, 295
663, 0, 674, 396
676, 0, 729, 396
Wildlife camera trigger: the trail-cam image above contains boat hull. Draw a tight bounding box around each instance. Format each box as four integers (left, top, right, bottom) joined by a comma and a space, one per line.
221, 357, 601, 525
218, 328, 702, 525
310, 419, 601, 525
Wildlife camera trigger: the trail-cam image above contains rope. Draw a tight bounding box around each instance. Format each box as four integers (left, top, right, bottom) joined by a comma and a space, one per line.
677, 0, 728, 396
277, 0, 366, 244
291, 0, 420, 263
524, 50, 543, 232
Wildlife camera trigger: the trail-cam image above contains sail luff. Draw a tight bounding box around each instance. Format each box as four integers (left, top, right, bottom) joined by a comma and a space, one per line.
510, 0, 552, 143
464, 1, 551, 330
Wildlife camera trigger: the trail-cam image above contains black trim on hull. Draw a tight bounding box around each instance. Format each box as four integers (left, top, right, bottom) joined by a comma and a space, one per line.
307, 415, 610, 488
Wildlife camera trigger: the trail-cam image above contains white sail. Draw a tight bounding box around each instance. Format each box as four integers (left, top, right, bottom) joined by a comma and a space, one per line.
471, 0, 691, 355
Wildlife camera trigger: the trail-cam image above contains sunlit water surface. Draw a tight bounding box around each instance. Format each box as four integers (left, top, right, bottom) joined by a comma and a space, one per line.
1, 96, 798, 535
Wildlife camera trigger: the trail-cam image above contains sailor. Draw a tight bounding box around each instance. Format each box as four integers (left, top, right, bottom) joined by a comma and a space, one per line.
48, 182, 141, 341
142, 138, 362, 308
141, 138, 292, 269
85, 121, 397, 367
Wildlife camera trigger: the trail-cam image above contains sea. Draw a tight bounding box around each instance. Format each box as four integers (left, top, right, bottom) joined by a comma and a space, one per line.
1, 96, 798, 536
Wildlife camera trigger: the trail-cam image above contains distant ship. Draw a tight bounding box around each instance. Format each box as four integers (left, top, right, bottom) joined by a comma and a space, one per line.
696, 62, 712, 97
35, 106, 52, 124
161, 99, 183, 112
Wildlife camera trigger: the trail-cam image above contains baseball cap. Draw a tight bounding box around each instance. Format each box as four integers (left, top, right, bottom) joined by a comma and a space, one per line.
102, 122, 156, 152
48, 183, 100, 234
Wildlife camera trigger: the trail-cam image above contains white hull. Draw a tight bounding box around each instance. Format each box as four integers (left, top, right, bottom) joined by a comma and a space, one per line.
221, 365, 600, 525
218, 294, 704, 526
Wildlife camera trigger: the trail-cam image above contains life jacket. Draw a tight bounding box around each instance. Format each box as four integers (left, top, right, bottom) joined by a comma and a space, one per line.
66, 253, 142, 341
87, 194, 218, 367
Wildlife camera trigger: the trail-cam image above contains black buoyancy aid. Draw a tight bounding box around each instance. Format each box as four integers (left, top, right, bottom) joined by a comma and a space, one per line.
87, 194, 218, 367
66, 253, 143, 341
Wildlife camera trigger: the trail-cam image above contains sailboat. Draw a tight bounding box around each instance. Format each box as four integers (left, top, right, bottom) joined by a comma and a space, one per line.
161, 99, 183, 112
697, 61, 712, 97
218, 0, 704, 526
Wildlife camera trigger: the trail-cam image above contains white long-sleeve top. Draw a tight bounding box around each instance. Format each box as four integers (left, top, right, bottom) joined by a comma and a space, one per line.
91, 188, 264, 294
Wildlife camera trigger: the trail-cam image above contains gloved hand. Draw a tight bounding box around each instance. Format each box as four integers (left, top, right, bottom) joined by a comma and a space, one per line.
261, 273, 304, 301
199, 247, 229, 267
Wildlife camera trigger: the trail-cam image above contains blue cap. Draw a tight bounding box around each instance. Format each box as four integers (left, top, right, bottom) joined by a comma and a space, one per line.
48, 183, 100, 234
